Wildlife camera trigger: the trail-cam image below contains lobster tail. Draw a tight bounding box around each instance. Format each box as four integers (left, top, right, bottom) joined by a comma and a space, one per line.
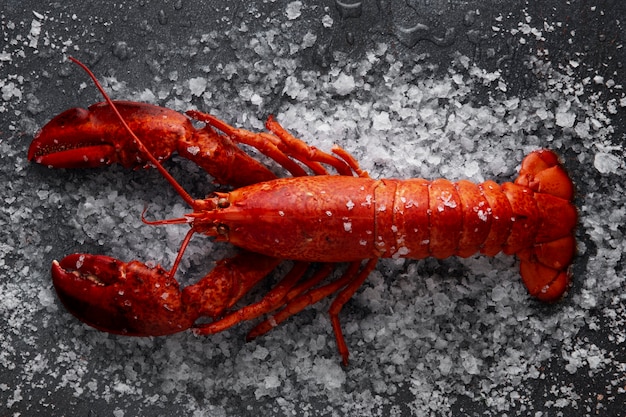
513, 150, 577, 301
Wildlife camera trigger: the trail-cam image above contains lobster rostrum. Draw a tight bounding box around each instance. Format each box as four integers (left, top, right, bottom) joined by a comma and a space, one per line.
29, 58, 577, 365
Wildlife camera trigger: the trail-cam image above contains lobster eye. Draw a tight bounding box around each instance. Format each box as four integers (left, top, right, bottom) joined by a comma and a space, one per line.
217, 197, 230, 208
216, 223, 229, 235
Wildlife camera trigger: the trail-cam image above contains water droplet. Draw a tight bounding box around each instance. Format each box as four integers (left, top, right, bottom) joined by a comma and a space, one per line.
464, 10, 477, 26
335, 0, 362, 19
112, 41, 131, 61
346, 31, 355, 45
158, 9, 168, 25
394, 23, 456, 48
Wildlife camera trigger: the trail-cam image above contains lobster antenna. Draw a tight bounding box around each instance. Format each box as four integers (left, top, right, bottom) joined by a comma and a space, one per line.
67, 56, 197, 208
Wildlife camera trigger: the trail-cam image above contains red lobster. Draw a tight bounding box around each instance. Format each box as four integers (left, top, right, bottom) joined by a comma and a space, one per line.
28, 58, 577, 365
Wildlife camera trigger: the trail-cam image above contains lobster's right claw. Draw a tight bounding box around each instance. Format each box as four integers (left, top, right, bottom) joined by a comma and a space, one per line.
28, 102, 189, 169
52, 254, 195, 336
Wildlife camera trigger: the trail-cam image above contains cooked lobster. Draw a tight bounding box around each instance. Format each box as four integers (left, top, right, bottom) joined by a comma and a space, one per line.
28, 58, 577, 365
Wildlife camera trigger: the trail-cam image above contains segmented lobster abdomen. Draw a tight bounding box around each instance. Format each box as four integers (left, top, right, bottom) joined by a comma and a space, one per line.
383, 177, 576, 261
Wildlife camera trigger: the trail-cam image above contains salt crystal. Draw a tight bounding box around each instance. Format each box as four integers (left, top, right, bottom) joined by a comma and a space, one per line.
460, 351, 481, 375
264, 374, 281, 389
574, 119, 590, 139
491, 285, 508, 302
188, 77, 207, 96
137, 88, 156, 103
285, 1, 302, 20
252, 345, 269, 360
322, 14, 333, 28
186, 146, 200, 156
1, 81, 22, 101
588, 353, 603, 370
332, 73, 356, 96
535, 107, 549, 120
555, 110, 576, 128
250, 93, 263, 106
503, 97, 519, 110
37, 288, 56, 308
311, 358, 346, 389
432, 292, 451, 316
302, 31, 316, 48
28, 19, 42, 48
439, 356, 453, 375
462, 160, 479, 178
372, 111, 392, 131
593, 152, 622, 174
282, 76, 307, 100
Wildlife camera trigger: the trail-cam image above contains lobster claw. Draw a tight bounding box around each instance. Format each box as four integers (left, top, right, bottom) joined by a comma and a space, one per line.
28, 100, 277, 187
52, 254, 196, 336
28, 101, 192, 169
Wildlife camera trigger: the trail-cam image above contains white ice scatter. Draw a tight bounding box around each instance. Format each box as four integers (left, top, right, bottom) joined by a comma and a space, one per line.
137, 88, 156, 103
285, 1, 302, 20
37, 288, 56, 308
593, 152, 622, 174
1, 81, 22, 101
28, 19, 42, 48
460, 351, 481, 375
332, 73, 356, 96
372, 111, 392, 131
432, 292, 451, 316
302, 32, 317, 48
283, 75, 307, 100
188, 77, 207, 96
311, 358, 346, 389
555, 109, 576, 128
322, 14, 333, 28
264, 374, 281, 389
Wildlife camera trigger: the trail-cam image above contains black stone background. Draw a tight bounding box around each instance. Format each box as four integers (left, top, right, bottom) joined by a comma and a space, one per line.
2, 0, 625, 416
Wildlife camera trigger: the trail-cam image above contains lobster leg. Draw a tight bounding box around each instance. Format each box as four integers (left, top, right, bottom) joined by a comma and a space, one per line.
196, 258, 375, 365
328, 259, 378, 365
176, 124, 277, 187
194, 262, 313, 334
187, 111, 357, 177
245, 260, 377, 365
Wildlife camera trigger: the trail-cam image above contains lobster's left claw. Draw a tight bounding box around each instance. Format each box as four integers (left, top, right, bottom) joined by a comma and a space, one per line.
28, 102, 189, 169
52, 254, 196, 336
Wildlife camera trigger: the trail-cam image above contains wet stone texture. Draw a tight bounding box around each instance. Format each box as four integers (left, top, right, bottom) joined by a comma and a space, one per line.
1, 0, 626, 416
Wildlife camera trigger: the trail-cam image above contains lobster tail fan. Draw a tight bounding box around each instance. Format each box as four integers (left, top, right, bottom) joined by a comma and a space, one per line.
514, 150, 577, 302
